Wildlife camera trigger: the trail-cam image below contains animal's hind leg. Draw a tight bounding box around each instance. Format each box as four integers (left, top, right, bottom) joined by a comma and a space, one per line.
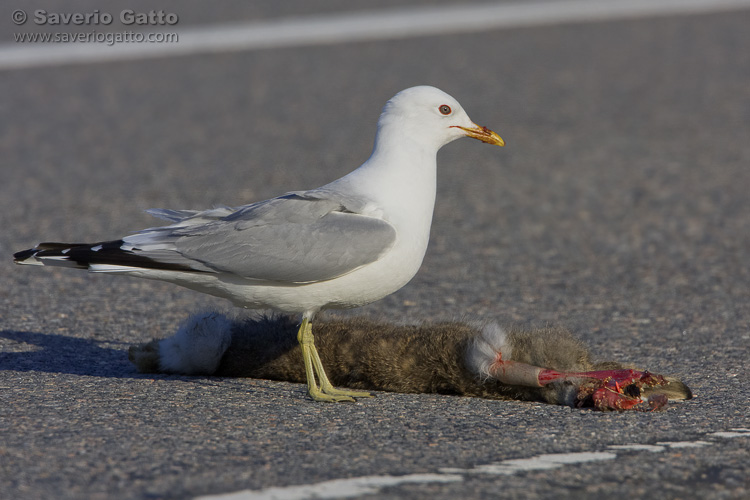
489, 358, 687, 411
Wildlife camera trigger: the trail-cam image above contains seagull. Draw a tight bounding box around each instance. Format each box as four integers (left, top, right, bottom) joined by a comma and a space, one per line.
14, 85, 505, 402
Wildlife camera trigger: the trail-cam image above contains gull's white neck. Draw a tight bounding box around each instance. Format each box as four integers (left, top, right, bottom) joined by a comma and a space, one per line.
327, 127, 438, 230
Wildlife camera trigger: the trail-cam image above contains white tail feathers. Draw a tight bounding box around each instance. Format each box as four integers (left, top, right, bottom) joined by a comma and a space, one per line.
465, 322, 512, 380
89, 264, 144, 273
158, 312, 233, 375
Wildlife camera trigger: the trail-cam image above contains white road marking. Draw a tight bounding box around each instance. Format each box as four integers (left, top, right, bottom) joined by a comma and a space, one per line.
658, 441, 712, 448
441, 451, 617, 475
710, 429, 750, 438
195, 473, 463, 500
609, 444, 666, 453
2, 0, 750, 70
197, 428, 749, 500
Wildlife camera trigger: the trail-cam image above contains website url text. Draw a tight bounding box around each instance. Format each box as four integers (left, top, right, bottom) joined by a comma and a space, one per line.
14, 31, 179, 46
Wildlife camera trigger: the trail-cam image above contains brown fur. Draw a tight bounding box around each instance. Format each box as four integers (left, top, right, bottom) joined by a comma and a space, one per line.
129, 315, 692, 406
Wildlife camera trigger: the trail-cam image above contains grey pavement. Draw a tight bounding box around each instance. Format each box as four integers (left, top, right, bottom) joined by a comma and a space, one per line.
1, 2, 749, 499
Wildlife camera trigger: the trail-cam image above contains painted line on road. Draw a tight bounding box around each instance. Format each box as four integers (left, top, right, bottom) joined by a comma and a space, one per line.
196, 428, 750, 500
439, 450, 617, 475
2, 0, 750, 70
196, 473, 463, 500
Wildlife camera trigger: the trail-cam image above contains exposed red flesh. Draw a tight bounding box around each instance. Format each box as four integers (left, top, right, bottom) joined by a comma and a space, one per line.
569, 370, 669, 412
538, 368, 656, 387
489, 358, 672, 411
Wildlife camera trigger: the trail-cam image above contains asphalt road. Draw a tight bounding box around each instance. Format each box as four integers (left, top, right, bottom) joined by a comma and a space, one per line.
2, 2, 749, 499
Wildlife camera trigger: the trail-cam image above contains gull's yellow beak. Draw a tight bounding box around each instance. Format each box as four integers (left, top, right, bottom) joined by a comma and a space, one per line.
454, 124, 505, 147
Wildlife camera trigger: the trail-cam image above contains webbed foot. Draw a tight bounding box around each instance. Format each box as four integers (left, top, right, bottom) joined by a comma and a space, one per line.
298, 317, 373, 402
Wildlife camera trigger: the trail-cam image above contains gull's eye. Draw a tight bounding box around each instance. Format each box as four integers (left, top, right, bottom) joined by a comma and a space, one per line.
439, 104, 452, 115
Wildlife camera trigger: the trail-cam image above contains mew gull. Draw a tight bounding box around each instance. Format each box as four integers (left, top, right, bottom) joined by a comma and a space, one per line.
14, 85, 505, 402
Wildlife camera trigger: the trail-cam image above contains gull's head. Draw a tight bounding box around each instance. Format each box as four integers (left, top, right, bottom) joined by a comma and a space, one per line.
376, 86, 505, 151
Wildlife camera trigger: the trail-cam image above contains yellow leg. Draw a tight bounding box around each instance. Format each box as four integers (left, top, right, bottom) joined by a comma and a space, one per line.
297, 318, 373, 402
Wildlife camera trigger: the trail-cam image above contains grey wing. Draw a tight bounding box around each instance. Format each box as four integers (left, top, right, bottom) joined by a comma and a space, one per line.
129, 194, 397, 283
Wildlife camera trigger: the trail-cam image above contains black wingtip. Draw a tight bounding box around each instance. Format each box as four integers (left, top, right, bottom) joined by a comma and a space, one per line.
13, 248, 36, 262
14, 242, 83, 263
14, 240, 206, 273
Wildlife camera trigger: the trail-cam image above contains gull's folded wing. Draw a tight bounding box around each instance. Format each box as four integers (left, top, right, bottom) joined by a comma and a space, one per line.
127, 193, 397, 283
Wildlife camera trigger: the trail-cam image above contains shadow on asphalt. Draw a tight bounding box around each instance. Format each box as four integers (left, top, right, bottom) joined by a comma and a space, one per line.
0, 329, 139, 378
0, 330, 302, 399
